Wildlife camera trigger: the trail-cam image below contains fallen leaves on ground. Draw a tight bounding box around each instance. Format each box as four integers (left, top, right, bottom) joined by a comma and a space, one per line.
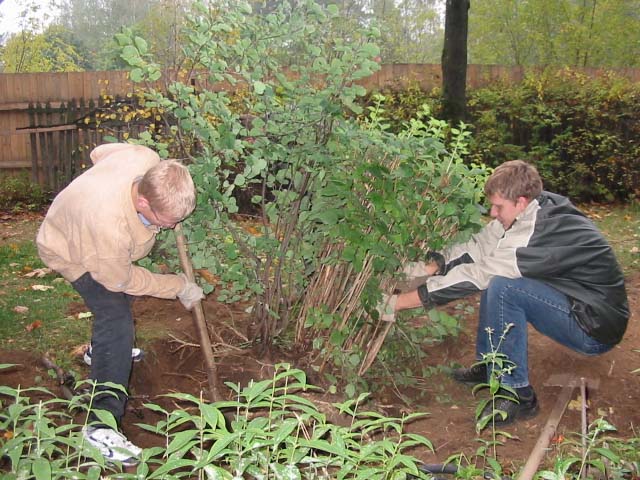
23, 268, 51, 278
31, 284, 54, 291
25, 320, 42, 332
71, 343, 89, 358
13, 305, 29, 314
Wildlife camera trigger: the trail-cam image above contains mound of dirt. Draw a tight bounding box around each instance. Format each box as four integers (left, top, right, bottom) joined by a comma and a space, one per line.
2, 273, 639, 471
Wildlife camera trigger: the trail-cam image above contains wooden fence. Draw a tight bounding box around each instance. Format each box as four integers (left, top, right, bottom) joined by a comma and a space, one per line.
2, 65, 640, 193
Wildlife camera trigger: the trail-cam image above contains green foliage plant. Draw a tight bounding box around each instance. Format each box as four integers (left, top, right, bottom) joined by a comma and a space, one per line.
1, 363, 437, 478
361, 69, 640, 203
0, 374, 129, 478
114, 0, 488, 381
538, 418, 640, 480
470, 324, 517, 468
296, 98, 486, 385
0, 172, 49, 213
115, 0, 384, 344
467, 68, 640, 202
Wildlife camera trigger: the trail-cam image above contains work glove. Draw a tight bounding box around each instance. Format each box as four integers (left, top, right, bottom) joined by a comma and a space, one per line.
376, 293, 398, 323
177, 273, 205, 310
402, 261, 430, 279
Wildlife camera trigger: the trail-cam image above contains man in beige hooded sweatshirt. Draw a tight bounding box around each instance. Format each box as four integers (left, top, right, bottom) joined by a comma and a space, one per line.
37, 143, 204, 466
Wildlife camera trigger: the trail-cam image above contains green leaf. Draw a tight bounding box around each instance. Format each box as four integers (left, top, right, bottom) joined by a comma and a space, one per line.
253, 81, 267, 95
114, 33, 131, 46
130, 68, 143, 82
121, 45, 139, 61
345, 383, 356, 398
32, 458, 51, 480
134, 36, 148, 55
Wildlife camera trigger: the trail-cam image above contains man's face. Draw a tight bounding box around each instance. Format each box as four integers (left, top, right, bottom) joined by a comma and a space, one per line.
488, 193, 529, 230
147, 206, 178, 229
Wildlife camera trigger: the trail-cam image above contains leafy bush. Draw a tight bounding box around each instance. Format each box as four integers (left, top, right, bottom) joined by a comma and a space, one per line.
468, 69, 640, 202
0, 173, 49, 212
361, 70, 640, 202
115, 0, 487, 382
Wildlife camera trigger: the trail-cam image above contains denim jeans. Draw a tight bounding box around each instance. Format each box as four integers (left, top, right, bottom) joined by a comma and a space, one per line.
476, 276, 612, 388
71, 273, 135, 426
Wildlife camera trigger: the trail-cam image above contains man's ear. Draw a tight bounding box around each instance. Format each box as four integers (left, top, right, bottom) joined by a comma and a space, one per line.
516, 196, 530, 208
136, 194, 151, 210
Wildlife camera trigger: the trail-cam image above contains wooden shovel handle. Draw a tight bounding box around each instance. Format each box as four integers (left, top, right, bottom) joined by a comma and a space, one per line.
174, 223, 221, 402
519, 384, 575, 480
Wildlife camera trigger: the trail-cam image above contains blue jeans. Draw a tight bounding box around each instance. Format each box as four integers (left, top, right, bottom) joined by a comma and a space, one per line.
476, 276, 612, 388
71, 273, 135, 426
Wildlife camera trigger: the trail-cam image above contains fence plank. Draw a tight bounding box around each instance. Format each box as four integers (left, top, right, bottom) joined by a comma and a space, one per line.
1, 65, 640, 189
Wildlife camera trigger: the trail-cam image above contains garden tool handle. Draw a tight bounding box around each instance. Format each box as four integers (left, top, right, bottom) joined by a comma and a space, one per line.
519, 383, 575, 480
174, 223, 221, 402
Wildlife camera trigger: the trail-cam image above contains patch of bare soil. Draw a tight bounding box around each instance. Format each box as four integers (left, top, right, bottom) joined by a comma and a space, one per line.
1, 273, 639, 472
0, 211, 44, 246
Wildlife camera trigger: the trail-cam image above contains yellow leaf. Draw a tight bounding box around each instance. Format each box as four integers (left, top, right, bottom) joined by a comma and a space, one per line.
123, 132, 129, 139
567, 399, 582, 411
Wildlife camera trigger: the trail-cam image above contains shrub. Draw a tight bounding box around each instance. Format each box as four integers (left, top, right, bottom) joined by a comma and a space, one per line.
116, 0, 487, 381
0, 172, 50, 212
361, 69, 640, 202
467, 69, 640, 202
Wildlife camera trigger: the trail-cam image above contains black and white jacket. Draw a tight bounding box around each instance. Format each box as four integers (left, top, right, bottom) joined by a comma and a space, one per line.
418, 191, 629, 345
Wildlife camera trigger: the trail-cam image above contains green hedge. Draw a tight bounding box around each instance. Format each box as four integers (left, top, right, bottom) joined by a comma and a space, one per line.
362, 70, 640, 202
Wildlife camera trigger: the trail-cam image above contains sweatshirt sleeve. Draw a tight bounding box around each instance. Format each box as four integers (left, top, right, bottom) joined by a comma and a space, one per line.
422, 219, 530, 306
441, 220, 504, 266
90, 252, 185, 298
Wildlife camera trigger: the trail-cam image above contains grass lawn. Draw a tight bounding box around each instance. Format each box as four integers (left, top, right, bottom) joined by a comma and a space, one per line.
0, 240, 89, 370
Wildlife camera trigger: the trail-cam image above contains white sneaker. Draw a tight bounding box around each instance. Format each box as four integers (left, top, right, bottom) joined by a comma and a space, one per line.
83, 345, 144, 366
82, 426, 142, 466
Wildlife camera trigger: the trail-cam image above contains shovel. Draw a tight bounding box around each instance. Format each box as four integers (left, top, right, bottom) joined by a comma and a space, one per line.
518, 373, 600, 480
174, 223, 221, 402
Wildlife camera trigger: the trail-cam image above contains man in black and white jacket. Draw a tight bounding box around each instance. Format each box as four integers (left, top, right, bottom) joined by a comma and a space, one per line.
379, 160, 629, 425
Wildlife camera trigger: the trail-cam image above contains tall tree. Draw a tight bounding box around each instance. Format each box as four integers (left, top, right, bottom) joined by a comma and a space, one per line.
57, 0, 156, 69
468, 0, 640, 68
367, 0, 444, 63
1, 25, 87, 72
441, 0, 469, 123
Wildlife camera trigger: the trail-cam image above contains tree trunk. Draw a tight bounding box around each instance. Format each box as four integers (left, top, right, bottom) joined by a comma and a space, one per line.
441, 0, 470, 124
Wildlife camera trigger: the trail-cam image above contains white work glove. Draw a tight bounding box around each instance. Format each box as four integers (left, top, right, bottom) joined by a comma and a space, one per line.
402, 261, 430, 279
376, 293, 398, 323
177, 273, 205, 310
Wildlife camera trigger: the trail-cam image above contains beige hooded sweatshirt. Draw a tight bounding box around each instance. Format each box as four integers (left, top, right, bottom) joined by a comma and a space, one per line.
36, 143, 184, 298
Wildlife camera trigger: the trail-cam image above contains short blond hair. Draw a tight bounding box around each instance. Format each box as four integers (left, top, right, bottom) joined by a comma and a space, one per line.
485, 160, 543, 202
138, 160, 196, 222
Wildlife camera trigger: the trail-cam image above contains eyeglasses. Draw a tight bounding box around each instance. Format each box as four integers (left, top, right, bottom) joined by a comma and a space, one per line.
148, 204, 178, 229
